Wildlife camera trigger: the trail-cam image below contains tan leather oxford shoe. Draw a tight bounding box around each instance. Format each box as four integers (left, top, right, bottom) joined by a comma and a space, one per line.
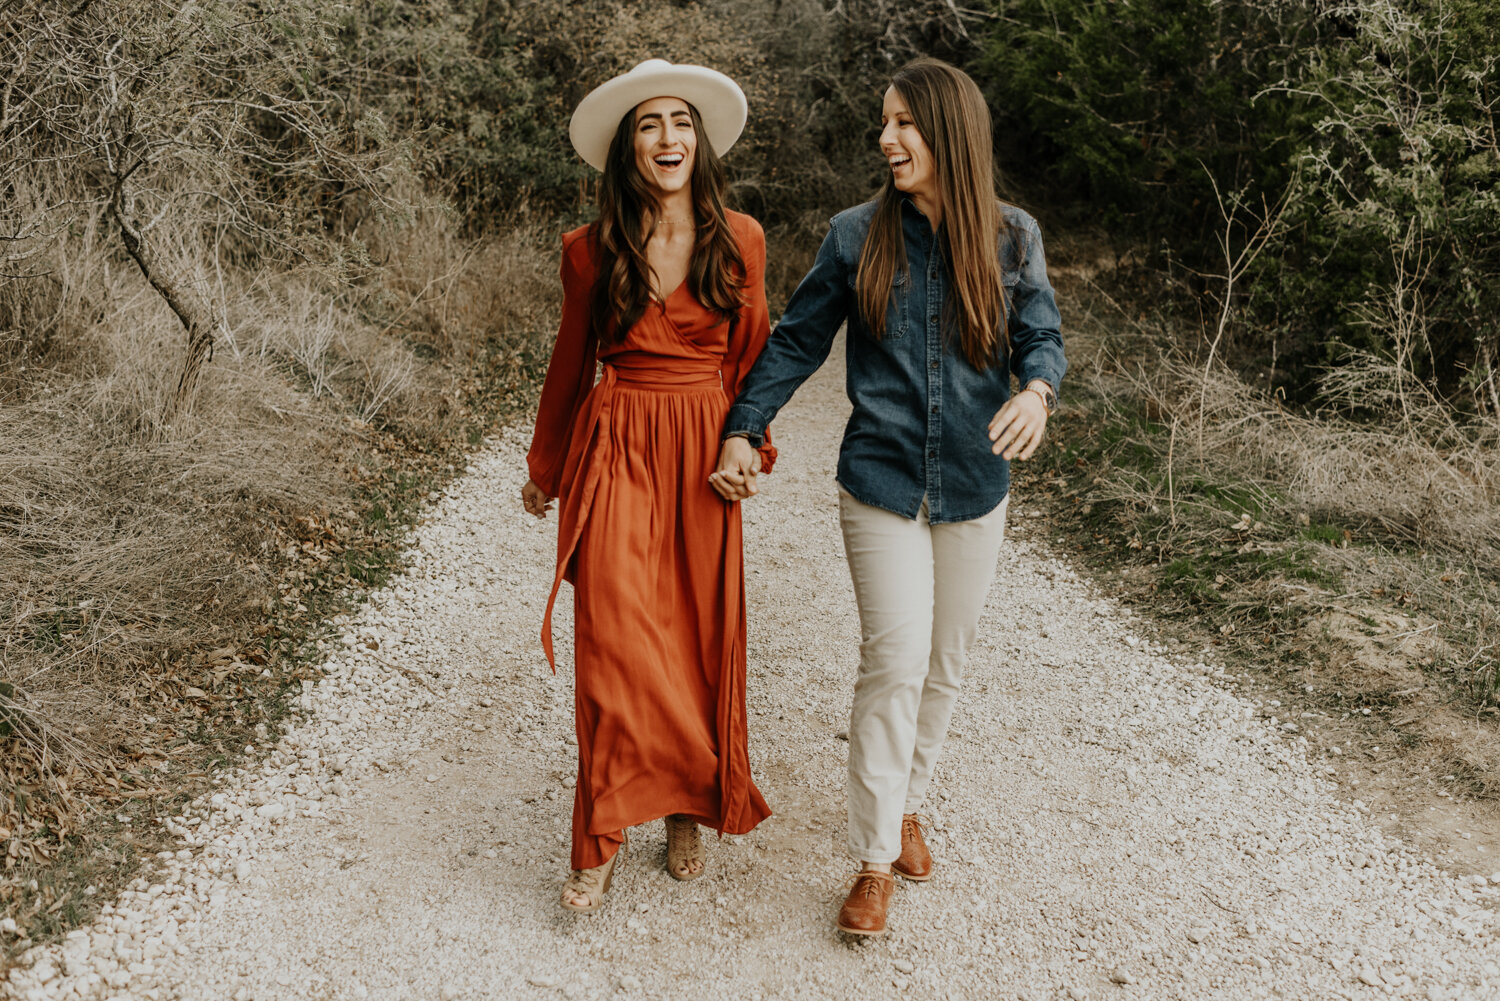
893, 813, 933, 881
836, 870, 896, 936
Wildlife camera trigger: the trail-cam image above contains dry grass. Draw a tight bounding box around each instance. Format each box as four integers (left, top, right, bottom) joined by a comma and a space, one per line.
1, 228, 354, 873
1022, 256, 1500, 809
0, 183, 562, 934
366, 200, 563, 426
1055, 265, 1500, 561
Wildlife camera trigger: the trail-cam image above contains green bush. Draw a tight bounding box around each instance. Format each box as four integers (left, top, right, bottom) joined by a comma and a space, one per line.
1252, 0, 1500, 394
968, 0, 1498, 402
971, 0, 1319, 249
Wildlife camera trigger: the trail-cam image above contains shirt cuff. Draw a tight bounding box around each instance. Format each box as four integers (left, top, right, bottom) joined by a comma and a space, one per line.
1017, 368, 1063, 404
723, 403, 770, 447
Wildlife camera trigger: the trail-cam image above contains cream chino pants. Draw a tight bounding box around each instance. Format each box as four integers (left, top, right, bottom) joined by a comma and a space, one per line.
838, 487, 1010, 863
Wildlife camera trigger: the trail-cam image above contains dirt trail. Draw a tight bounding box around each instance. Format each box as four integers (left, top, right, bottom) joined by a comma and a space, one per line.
5, 336, 1497, 1001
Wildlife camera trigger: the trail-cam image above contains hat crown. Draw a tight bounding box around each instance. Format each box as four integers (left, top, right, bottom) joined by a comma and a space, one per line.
629, 59, 674, 75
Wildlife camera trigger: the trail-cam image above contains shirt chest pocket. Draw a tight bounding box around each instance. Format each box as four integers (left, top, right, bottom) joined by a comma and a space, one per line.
885, 269, 912, 341
845, 266, 912, 341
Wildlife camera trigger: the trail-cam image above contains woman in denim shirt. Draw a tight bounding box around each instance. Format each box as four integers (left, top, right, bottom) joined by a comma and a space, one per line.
711, 58, 1066, 936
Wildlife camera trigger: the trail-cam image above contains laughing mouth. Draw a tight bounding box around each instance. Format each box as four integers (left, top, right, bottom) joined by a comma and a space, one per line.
654, 153, 685, 168
889, 155, 911, 169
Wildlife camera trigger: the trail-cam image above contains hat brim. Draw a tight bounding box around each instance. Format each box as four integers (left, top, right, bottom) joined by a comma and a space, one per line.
569, 61, 747, 173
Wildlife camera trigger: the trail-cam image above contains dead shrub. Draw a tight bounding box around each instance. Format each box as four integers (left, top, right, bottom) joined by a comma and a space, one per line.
1064, 269, 1500, 561
372, 195, 558, 353
1, 193, 559, 897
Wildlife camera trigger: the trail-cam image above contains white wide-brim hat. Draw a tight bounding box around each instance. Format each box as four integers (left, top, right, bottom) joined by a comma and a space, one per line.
569, 59, 747, 172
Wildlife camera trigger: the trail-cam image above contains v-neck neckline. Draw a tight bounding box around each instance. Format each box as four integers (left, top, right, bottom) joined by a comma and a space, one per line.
654, 280, 690, 309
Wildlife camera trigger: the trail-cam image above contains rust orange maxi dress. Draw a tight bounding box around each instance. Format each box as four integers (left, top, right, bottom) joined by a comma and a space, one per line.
526, 211, 776, 870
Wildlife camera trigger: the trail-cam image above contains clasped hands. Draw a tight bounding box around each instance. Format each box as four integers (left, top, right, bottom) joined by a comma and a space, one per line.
532, 384, 1053, 512
519, 443, 764, 514
710, 436, 761, 502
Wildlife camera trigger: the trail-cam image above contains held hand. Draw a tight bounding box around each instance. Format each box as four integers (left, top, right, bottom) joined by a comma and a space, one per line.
521, 478, 555, 518
988, 390, 1049, 460
710, 436, 762, 502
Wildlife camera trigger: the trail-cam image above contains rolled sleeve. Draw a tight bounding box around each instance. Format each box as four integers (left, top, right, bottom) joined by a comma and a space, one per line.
723, 402, 774, 446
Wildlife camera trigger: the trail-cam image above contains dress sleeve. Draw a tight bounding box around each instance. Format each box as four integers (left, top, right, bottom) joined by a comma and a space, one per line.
722, 217, 777, 473
526, 233, 598, 498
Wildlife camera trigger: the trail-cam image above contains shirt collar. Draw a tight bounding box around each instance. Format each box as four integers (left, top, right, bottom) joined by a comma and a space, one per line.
897, 192, 937, 239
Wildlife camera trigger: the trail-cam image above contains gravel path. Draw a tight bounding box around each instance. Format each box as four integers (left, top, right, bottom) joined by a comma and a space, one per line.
5, 337, 1499, 1001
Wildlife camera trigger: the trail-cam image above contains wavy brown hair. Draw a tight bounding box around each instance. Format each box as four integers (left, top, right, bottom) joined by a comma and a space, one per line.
855, 58, 1014, 370
588, 100, 745, 343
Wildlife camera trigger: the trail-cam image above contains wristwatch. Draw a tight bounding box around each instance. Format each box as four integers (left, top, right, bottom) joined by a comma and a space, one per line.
1024, 381, 1057, 416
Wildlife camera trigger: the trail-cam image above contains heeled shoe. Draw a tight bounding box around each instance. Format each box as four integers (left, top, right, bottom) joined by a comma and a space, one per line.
664, 813, 706, 881
560, 835, 627, 912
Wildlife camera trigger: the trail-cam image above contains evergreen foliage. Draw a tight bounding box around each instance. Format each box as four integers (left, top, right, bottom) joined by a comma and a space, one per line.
972, 0, 1318, 246
967, 0, 1498, 397
1262, 0, 1499, 391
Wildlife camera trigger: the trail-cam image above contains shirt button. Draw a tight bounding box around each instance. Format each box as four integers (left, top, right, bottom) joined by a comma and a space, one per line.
929, 360, 939, 370
927, 448, 937, 458
930, 405, 938, 415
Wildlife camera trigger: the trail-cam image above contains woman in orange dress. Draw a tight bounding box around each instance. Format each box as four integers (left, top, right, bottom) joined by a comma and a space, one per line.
520, 59, 775, 912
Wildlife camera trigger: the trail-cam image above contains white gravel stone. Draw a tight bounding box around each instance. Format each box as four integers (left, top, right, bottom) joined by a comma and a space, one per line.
3, 339, 1496, 1001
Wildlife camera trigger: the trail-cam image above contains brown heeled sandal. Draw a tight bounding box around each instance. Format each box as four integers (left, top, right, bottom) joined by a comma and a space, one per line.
664, 814, 705, 881
560, 835, 627, 912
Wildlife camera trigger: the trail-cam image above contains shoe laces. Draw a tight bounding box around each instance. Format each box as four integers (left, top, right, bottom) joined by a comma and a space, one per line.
851, 871, 890, 899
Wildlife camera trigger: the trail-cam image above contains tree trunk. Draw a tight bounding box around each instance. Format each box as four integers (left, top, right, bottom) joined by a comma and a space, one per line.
108, 188, 213, 422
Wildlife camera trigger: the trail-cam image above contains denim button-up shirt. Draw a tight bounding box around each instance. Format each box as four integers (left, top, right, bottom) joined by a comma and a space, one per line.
724, 197, 1066, 524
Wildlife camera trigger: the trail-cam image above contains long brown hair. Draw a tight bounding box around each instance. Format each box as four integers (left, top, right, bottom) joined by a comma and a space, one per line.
588, 100, 745, 342
855, 58, 1012, 370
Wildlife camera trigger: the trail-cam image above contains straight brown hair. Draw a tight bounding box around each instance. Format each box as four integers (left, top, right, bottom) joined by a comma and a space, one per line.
588, 101, 745, 343
855, 58, 1013, 370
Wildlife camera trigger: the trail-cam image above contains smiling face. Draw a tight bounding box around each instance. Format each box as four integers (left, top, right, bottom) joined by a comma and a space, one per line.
880, 86, 937, 207
632, 96, 697, 197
